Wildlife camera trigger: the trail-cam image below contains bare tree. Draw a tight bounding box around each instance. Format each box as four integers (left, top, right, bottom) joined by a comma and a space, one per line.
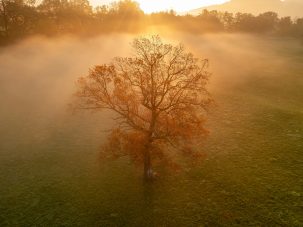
73, 35, 212, 181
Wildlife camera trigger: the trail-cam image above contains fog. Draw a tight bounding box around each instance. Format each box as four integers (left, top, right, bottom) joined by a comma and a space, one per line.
0, 33, 301, 156
193, 0, 303, 18
0, 35, 133, 157
1, 32, 303, 226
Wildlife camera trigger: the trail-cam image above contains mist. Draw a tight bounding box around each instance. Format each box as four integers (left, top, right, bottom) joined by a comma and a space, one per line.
0, 35, 132, 153
193, 0, 303, 18
1, 32, 303, 226
0, 33, 300, 156
0, 33, 301, 151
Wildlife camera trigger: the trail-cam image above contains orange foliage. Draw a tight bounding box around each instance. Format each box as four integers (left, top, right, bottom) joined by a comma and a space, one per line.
74, 35, 212, 177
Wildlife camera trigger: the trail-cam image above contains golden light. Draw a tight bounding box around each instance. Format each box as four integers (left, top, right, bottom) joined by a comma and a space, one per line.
138, 0, 229, 13
90, 0, 230, 13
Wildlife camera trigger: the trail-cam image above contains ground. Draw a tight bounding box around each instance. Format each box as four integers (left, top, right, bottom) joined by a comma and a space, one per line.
0, 35, 302, 226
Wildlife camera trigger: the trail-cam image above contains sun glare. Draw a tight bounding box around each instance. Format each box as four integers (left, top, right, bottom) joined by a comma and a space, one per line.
90, 0, 230, 13
136, 0, 230, 13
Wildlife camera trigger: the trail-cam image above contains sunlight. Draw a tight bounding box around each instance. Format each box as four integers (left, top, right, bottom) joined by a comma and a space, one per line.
89, 0, 230, 13
2, 0, 303, 224
138, 0, 229, 13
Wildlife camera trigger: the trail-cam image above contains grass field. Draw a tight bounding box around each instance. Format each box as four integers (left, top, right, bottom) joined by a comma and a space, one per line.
0, 34, 302, 226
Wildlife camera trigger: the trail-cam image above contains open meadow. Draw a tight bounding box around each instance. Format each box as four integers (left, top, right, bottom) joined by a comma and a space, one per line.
0, 34, 302, 226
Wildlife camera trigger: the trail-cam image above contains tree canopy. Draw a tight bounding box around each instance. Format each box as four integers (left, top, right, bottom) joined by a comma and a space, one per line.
73, 35, 212, 180
1, 0, 303, 45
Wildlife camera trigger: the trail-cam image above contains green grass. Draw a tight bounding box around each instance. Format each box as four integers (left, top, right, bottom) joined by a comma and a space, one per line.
0, 39, 303, 226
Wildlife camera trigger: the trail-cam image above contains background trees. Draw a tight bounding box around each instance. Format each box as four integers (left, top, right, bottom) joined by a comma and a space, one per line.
0, 0, 37, 40
73, 36, 212, 181
1, 0, 303, 45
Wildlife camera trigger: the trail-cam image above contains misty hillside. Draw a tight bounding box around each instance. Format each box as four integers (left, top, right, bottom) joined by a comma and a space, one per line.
190, 0, 303, 18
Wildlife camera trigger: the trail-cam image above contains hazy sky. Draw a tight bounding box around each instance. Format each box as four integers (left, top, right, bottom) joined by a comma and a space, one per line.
89, 0, 230, 13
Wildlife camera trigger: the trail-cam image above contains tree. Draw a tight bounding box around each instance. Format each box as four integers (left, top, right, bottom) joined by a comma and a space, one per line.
73, 35, 212, 181
0, 0, 37, 40
256, 12, 279, 33
197, 10, 224, 32
109, 0, 143, 20
233, 12, 256, 32
277, 16, 293, 36
0, 0, 9, 37
294, 18, 303, 38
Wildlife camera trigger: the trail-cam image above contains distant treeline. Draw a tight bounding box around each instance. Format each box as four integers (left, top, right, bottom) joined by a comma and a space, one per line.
1, 0, 303, 45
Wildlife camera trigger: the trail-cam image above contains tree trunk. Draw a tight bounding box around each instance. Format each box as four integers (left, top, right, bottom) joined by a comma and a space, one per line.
1, 0, 9, 38
143, 144, 153, 182
144, 108, 156, 181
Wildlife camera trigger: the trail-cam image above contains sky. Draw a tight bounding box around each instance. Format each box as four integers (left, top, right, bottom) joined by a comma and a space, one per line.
89, 0, 230, 13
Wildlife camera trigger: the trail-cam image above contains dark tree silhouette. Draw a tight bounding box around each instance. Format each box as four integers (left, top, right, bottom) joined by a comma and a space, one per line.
1, 0, 303, 45
0, 0, 9, 37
